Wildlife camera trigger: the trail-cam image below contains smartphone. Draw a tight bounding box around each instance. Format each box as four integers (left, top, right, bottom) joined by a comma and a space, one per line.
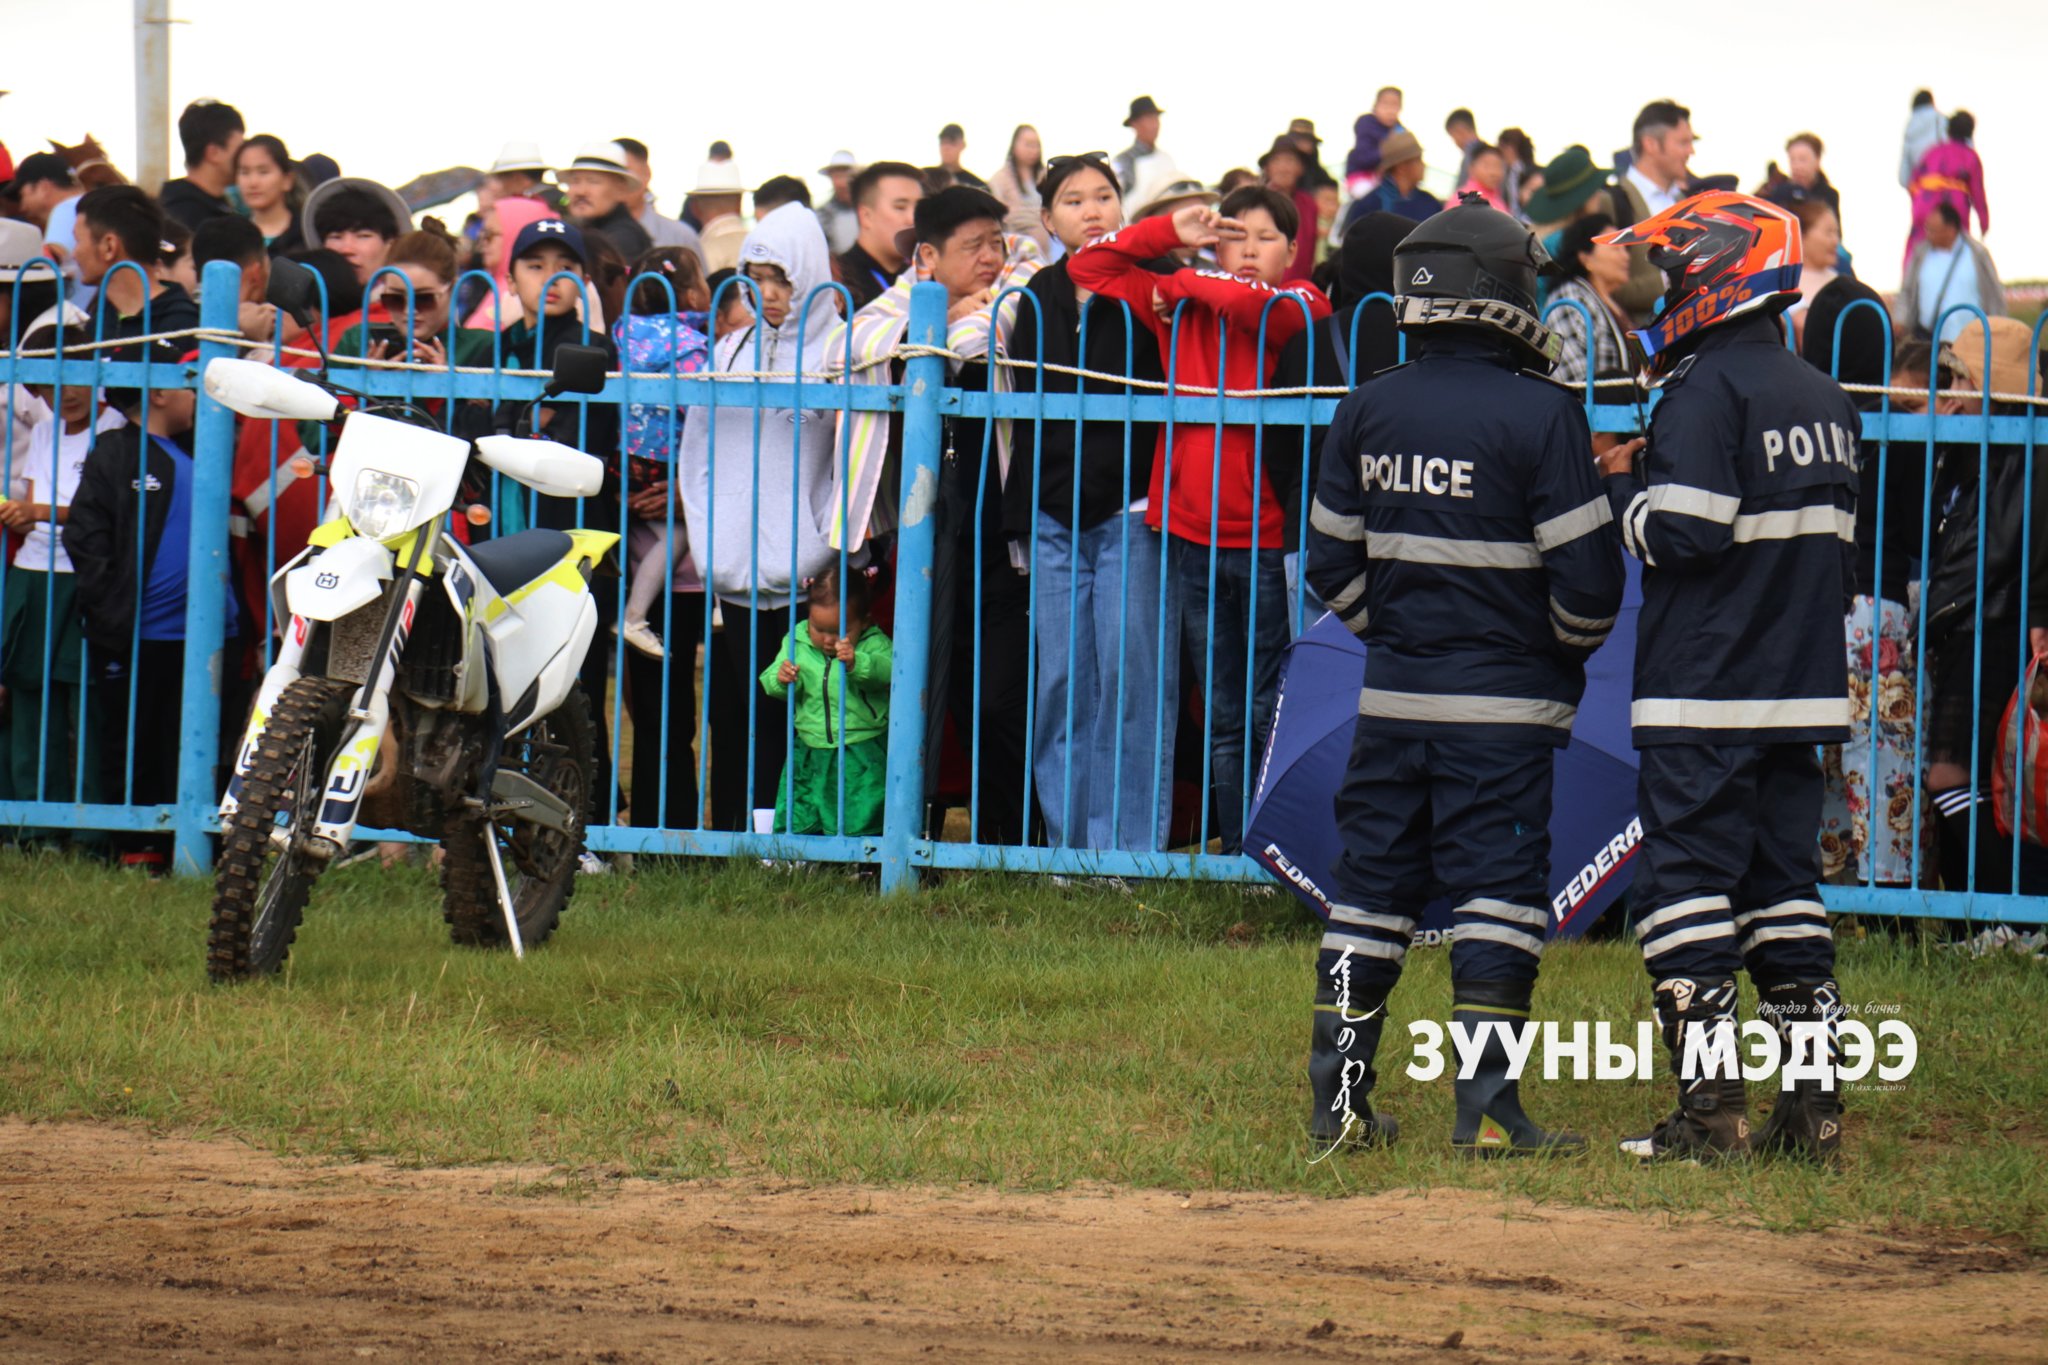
364, 324, 407, 354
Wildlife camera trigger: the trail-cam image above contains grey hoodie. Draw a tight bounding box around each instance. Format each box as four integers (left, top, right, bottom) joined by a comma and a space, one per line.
1900, 104, 1949, 188
678, 204, 843, 610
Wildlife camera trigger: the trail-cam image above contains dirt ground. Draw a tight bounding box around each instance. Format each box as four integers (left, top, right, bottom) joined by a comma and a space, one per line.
0, 1121, 2040, 1363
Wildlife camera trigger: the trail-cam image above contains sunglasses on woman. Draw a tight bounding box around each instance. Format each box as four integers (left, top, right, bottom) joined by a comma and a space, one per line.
379, 286, 447, 314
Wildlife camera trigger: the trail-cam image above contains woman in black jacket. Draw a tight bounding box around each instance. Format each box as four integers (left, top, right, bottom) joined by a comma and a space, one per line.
999, 154, 1175, 852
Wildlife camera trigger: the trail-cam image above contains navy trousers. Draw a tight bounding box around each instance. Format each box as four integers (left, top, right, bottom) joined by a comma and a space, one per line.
1321, 730, 1556, 1001
1629, 743, 1836, 987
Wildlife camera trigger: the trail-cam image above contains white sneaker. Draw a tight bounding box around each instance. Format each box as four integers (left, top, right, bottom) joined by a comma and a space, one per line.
619, 620, 666, 659
577, 851, 611, 877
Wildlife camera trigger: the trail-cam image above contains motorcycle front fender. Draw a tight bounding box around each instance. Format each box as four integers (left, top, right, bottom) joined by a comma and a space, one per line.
285, 535, 393, 621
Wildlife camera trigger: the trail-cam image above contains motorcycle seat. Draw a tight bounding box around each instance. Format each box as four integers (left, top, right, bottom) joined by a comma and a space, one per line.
466, 528, 575, 595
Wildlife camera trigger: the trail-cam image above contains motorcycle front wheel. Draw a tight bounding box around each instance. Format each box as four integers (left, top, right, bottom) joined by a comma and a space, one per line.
207, 677, 356, 982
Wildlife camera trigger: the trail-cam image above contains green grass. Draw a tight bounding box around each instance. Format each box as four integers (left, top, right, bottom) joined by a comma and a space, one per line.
1, 851, 2044, 1246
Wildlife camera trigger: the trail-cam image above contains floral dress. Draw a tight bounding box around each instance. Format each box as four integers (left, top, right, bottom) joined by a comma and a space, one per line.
1821, 595, 1926, 884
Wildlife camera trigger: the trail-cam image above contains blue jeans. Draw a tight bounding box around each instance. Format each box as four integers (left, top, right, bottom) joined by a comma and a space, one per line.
1171, 536, 1290, 854
1031, 512, 1175, 852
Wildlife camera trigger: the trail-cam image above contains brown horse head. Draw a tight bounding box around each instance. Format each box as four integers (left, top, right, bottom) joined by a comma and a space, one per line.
49, 135, 129, 189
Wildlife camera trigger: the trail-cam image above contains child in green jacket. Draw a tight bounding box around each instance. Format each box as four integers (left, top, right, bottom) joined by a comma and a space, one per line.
759, 565, 891, 835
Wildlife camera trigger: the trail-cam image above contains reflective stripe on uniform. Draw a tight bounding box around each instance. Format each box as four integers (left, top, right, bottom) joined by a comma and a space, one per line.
1550, 597, 1616, 633
1730, 505, 1856, 544
1741, 923, 1834, 947
1631, 696, 1851, 730
1647, 482, 1742, 523
1552, 620, 1608, 650
1733, 899, 1827, 930
1621, 489, 1655, 566
1533, 495, 1614, 552
1453, 921, 1547, 957
1633, 895, 1732, 938
1309, 497, 1365, 542
1366, 530, 1542, 570
1454, 898, 1550, 928
1358, 688, 1576, 729
1329, 903, 1418, 934
1640, 921, 1738, 958
1319, 929, 1408, 962
1324, 571, 1371, 631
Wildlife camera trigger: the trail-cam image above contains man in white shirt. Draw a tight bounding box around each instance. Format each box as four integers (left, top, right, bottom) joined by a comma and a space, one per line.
1897, 201, 2006, 344
1611, 99, 1696, 322
1624, 100, 1693, 214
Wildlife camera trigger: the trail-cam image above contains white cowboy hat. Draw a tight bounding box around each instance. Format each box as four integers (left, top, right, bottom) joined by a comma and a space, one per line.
689, 160, 747, 195
0, 218, 50, 282
565, 140, 638, 181
488, 140, 551, 176
818, 149, 857, 176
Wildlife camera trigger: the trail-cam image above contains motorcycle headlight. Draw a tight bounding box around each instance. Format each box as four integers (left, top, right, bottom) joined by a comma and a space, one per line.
347, 468, 421, 540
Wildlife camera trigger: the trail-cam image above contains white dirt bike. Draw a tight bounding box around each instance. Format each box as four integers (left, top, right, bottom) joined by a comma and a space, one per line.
203, 260, 617, 980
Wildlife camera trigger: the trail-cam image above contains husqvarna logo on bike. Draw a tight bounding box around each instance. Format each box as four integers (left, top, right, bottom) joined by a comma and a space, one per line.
315, 572, 339, 589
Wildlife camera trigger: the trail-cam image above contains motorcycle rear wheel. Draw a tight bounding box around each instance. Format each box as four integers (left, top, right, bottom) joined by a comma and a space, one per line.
440, 685, 594, 950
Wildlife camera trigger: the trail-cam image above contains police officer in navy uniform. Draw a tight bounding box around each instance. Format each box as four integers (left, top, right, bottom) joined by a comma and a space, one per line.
1595, 192, 1861, 1164
1304, 194, 1625, 1156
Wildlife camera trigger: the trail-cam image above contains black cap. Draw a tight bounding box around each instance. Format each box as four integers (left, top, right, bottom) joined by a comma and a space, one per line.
898, 184, 1007, 261
10, 152, 75, 190
1124, 95, 1163, 126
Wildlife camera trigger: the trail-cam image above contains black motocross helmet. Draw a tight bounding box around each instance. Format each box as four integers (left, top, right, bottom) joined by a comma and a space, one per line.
1392, 192, 1563, 370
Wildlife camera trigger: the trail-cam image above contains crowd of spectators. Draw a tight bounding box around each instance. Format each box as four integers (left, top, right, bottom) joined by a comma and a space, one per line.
0, 88, 2040, 897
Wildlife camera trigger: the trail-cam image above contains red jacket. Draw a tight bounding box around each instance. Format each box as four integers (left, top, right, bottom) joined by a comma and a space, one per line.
1067, 213, 1329, 548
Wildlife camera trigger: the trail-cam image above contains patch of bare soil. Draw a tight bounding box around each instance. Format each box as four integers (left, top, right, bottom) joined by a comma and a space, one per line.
0, 1120, 2040, 1363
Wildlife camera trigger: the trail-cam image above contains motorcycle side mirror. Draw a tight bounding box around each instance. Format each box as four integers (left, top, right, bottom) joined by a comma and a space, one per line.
543, 344, 609, 398
266, 256, 320, 332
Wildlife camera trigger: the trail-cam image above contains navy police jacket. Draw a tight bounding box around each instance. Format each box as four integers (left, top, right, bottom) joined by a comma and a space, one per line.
1306, 335, 1626, 748
1604, 315, 1861, 746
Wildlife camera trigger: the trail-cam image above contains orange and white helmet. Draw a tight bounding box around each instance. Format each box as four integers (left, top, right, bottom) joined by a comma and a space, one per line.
1597, 191, 1802, 380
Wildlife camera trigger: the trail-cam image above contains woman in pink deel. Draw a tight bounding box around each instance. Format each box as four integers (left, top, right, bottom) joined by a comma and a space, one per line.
1904, 108, 1988, 270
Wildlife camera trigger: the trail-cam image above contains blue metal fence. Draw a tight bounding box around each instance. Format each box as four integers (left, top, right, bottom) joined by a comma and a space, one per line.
2, 254, 2045, 924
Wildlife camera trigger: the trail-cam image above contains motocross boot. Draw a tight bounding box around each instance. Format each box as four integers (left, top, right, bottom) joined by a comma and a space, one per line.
1752, 979, 1845, 1167
1620, 976, 1751, 1162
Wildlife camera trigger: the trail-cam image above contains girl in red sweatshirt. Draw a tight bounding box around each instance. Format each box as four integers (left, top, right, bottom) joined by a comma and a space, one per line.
1065, 187, 1330, 854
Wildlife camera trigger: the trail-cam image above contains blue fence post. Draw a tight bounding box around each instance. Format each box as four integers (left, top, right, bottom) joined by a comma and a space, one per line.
172, 260, 242, 874
878, 281, 948, 893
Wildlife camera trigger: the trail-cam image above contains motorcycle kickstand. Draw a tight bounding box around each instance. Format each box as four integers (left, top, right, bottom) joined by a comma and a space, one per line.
479, 821, 525, 960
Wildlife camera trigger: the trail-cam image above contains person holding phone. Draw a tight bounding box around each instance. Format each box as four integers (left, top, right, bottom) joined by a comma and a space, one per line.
327, 220, 495, 375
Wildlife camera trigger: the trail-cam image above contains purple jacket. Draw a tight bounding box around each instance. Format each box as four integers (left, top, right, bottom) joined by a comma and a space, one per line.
1346, 116, 1404, 180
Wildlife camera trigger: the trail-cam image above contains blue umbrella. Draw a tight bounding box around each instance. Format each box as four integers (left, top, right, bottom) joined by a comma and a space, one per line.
1248, 561, 1643, 939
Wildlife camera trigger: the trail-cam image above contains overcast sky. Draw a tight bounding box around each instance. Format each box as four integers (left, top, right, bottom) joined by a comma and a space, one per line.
7, 0, 2042, 290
